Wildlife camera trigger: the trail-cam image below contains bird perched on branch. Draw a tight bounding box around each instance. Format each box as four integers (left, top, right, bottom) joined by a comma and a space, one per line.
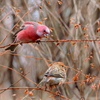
39, 62, 66, 93
5, 21, 50, 51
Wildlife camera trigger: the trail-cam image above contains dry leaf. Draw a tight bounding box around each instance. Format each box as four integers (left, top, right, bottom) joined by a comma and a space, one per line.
97, 21, 100, 25
96, 28, 100, 32
72, 75, 78, 81
29, 91, 34, 95
20, 67, 23, 70
90, 84, 96, 90
50, 35, 54, 37
85, 58, 90, 61
24, 89, 29, 94
12, 94, 16, 97
70, 18, 75, 21
47, 1, 50, 4
82, 27, 87, 30
39, 6, 42, 9
16, 9, 20, 12
41, 18, 47, 21
55, 42, 60, 46
70, 42, 76, 45
57, 0, 62, 5
90, 63, 95, 68
37, 21, 42, 24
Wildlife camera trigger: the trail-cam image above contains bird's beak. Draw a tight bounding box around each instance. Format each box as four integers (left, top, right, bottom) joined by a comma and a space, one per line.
44, 33, 49, 36
43, 28, 50, 36
46, 28, 50, 34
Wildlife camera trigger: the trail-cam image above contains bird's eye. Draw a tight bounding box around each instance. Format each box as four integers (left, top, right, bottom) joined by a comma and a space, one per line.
22, 25, 25, 28
20, 25, 25, 29
43, 30, 46, 32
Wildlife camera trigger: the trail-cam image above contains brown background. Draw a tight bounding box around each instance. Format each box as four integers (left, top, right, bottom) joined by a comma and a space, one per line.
0, 0, 100, 100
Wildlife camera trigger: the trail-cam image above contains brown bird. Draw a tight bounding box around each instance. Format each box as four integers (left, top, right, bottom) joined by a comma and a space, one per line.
39, 62, 67, 93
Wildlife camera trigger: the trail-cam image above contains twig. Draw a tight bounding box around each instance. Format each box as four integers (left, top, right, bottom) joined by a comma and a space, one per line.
0, 52, 54, 63
0, 39, 99, 49
0, 64, 37, 86
0, 87, 70, 100
40, 39, 99, 42
0, 42, 20, 48
0, 11, 12, 23
0, 72, 30, 94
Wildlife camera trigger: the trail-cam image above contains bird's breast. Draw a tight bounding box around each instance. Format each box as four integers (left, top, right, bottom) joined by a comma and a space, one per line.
47, 77, 63, 85
16, 26, 40, 43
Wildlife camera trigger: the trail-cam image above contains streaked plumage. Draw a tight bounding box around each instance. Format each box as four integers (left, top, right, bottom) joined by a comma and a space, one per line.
39, 62, 66, 90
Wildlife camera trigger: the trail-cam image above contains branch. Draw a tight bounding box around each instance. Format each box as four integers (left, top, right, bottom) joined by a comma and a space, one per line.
40, 39, 100, 42
0, 64, 37, 86
0, 39, 99, 49
0, 42, 20, 48
0, 87, 70, 100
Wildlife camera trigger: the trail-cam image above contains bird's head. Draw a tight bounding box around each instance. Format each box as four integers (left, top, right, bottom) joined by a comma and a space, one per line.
36, 25, 50, 37
51, 62, 67, 70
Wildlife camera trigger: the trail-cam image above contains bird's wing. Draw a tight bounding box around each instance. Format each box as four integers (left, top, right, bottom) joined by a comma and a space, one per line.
44, 68, 65, 78
14, 28, 23, 37
12, 28, 23, 42
14, 22, 38, 37
49, 74, 64, 78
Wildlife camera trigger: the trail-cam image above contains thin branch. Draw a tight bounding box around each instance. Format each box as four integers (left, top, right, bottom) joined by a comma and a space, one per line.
0, 42, 20, 48
0, 52, 54, 63
0, 72, 30, 94
0, 64, 37, 86
40, 39, 99, 42
0, 87, 70, 100
0, 39, 99, 48
0, 11, 12, 23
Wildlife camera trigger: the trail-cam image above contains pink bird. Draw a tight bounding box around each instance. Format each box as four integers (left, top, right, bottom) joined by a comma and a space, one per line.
5, 21, 50, 51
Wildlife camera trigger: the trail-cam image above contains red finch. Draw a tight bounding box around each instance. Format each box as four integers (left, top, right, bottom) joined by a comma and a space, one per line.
39, 62, 66, 92
5, 21, 50, 51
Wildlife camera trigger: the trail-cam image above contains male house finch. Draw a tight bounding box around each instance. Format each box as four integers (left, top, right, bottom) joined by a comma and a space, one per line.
5, 21, 50, 51
39, 62, 66, 92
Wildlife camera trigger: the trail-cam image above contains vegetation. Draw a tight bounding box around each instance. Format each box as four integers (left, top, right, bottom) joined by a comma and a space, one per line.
0, 0, 100, 100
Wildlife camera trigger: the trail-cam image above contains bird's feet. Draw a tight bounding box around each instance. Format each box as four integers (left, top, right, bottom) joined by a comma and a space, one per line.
36, 40, 41, 44
56, 90, 61, 95
19, 41, 23, 45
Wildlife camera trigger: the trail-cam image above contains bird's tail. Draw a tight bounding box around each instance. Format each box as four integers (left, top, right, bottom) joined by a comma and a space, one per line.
5, 44, 18, 51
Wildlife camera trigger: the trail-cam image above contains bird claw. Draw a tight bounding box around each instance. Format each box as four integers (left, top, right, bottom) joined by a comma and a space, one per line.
36, 40, 41, 44
18, 41, 23, 46
20, 42, 23, 45
41, 86, 46, 90
59, 81, 64, 85
56, 91, 61, 95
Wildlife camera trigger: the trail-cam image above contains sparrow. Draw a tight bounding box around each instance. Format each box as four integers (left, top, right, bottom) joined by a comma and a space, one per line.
39, 62, 66, 92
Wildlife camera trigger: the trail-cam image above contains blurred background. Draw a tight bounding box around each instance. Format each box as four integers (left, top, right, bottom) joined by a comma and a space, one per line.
0, 0, 100, 100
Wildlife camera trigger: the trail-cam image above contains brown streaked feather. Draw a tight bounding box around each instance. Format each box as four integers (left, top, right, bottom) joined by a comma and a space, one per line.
45, 74, 64, 78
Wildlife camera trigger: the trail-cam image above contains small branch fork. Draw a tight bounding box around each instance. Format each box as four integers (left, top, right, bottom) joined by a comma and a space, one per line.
0, 39, 99, 49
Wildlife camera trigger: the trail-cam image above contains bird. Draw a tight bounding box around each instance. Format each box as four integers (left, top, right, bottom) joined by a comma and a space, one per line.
39, 62, 66, 93
5, 21, 50, 51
